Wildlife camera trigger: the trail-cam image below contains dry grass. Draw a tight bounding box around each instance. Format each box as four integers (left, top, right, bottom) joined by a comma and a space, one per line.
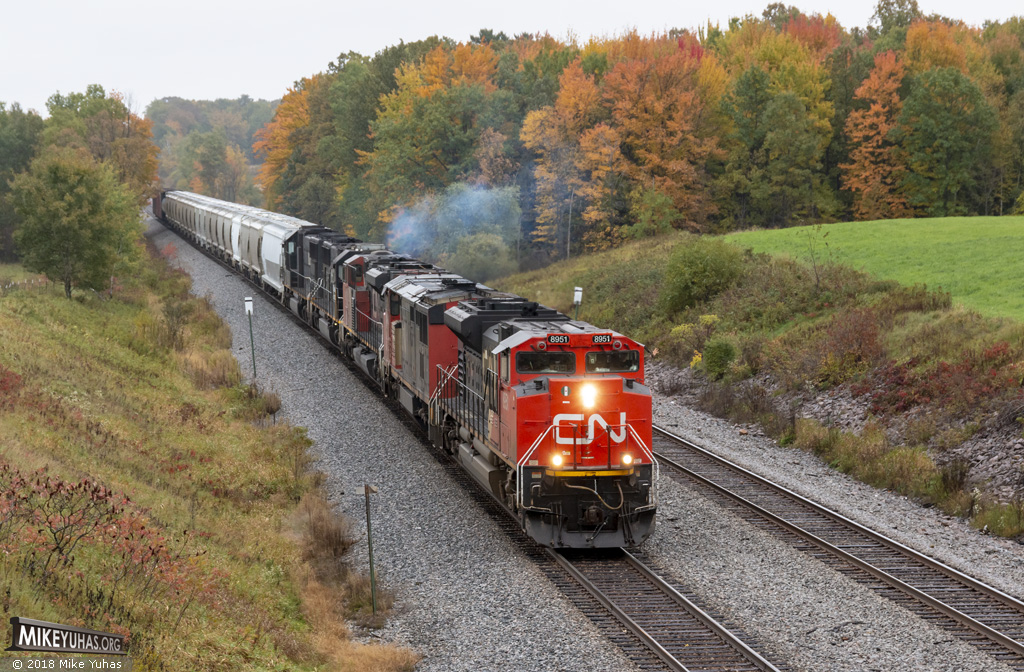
0, 248, 417, 671
790, 417, 1024, 537
177, 349, 242, 389
292, 491, 417, 669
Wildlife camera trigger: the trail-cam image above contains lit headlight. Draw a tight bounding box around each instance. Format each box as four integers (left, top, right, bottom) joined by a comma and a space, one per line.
622, 454, 633, 465
552, 454, 564, 467
581, 383, 597, 409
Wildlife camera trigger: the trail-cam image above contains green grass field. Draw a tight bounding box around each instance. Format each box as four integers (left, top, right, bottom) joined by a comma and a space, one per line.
727, 216, 1024, 321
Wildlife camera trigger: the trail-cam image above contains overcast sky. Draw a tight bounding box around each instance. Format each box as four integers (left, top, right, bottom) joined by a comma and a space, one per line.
2, 0, 1020, 117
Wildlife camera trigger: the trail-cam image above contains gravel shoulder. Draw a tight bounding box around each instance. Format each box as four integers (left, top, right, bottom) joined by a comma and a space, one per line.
149, 216, 1023, 671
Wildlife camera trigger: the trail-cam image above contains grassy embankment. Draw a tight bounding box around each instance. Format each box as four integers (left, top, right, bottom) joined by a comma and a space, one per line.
0, 245, 416, 671
497, 219, 1024, 539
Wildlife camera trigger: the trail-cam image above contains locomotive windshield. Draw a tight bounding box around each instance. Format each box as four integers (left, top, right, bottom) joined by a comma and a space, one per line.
586, 350, 640, 373
516, 351, 575, 374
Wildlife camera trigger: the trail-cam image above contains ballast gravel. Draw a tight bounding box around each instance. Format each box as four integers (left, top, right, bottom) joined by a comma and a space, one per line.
149, 215, 1024, 671
146, 218, 640, 672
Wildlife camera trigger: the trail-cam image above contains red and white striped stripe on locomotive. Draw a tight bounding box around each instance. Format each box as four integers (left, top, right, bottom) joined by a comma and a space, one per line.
157, 190, 657, 548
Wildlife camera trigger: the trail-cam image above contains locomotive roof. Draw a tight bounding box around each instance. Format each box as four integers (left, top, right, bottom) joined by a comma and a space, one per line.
444, 297, 565, 352
385, 273, 485, 305
490, 320, 625, 355
366, 261, 441, 291
331, 243, 386, 267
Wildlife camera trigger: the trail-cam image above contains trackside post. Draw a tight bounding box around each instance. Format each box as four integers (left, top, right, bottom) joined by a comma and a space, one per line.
364, 484, 379, 615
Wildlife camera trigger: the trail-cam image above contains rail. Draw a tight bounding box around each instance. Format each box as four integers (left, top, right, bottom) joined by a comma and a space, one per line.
551, 549, 782, 672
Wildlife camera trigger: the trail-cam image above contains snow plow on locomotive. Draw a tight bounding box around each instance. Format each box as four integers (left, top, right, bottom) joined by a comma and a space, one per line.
155, 190, 657, 548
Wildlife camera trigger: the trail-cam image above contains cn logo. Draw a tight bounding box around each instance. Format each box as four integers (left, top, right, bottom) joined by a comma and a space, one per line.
552, 413, 627, 445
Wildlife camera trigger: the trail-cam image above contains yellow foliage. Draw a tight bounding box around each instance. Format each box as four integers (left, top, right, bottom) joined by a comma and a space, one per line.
905, 20, 968, 74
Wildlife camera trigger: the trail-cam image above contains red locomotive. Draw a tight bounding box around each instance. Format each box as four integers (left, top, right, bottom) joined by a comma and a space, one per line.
157, 190, 657, 548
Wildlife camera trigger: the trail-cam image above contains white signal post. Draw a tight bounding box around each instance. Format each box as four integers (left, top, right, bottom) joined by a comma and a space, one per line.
364, 484, 379, 615
244, 297, 257, 382
573, 286, 583, 320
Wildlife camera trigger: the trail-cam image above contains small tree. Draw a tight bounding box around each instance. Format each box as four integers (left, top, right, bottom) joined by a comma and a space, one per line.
11, 147, 140, 298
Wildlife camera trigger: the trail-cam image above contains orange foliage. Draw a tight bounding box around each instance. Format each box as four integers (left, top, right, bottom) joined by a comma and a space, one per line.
506, 33, 566, 65
417, 44, 498, 97
576, 123, 624, 250
554, 59, 603, 133
452, 43, 499, 90
593, 30, 681, 65
253, 76, 317, 206
603, 48, 719, 227
783, 13, 843, 62
841, 51, 913, 220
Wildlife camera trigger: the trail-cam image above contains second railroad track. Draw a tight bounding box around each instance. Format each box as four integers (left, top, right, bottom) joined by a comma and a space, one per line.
653, 425, 1024, 670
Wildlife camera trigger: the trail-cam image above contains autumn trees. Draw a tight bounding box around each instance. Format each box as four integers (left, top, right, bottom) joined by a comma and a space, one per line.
45, 85, 158, 204
3, 85, 158, 297
244, 7, 1024, 272
842, 51, 912, 220
146, 95, 272, 205
0, 103, 43, 261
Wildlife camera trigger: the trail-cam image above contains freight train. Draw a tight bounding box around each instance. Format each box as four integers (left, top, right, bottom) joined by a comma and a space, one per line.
154, 191, 657, 548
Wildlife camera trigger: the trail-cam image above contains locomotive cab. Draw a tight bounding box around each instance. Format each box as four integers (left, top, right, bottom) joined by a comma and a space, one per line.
496, 329, 656, 548
441, 299, 657, 548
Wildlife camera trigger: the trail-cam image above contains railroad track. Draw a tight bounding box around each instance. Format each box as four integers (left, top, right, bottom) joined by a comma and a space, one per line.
653, 426, 1024, 670
552, 549, 782, 672
385, 406, 784, 671
380, 407, 784, 671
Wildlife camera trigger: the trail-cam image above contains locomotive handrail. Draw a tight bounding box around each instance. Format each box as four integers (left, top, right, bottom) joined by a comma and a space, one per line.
428, 365, 457, 426
516, 425, 556, 512
627, 424, 658, 511
429, 365, 458, 405
353, 306, 383, 350
433, 364, 489, 440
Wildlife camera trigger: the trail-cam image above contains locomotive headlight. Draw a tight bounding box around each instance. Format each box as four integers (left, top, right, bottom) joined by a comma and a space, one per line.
581, 383, 597, 409
621, 453, 633, 465
552, 454, 564, 467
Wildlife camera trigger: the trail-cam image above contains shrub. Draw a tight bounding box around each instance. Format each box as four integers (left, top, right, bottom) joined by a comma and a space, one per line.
702, 337, 737, 380
445, 233, 517, 283
815, 308, 881, 388
698, 382, 794, 440
939, 459, 970, 494
665, 314, 719, 366
659, 237, 743, 314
